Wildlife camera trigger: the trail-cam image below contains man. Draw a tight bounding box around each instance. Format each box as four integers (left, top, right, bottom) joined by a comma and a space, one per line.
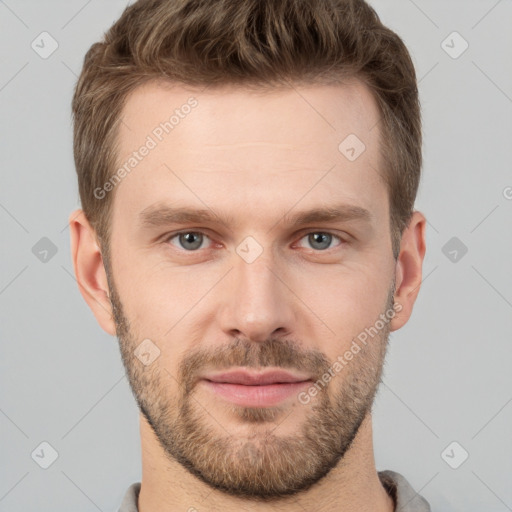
69, 0, 430, 510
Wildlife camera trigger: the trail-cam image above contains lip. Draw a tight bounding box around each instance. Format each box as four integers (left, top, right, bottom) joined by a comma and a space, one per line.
200, 369, 313, 407
202, 369, 312, 386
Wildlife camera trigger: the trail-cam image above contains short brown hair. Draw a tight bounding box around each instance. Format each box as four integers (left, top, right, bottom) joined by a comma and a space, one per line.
72, 0, 421, 262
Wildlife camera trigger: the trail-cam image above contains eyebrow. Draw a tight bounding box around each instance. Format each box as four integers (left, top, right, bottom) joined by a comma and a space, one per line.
138, 202, 372, 231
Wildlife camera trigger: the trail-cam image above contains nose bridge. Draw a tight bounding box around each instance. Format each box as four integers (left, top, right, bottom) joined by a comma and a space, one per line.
220, 242, 294, 341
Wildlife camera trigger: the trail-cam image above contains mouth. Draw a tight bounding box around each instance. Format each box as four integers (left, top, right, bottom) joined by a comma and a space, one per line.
200, 369, 313, 407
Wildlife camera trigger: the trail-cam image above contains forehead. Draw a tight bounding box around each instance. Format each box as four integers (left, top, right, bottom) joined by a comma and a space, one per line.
112, 79, 387, 229
120, 78, 380, 148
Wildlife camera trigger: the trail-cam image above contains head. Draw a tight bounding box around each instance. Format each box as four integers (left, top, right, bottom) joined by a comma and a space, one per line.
70, 0, 426, 501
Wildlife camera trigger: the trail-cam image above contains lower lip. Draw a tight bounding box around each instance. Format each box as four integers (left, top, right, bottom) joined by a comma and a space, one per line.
201, 380, 312, 407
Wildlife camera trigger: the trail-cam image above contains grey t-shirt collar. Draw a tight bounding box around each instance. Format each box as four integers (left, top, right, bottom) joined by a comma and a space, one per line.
118, 469, 431, 511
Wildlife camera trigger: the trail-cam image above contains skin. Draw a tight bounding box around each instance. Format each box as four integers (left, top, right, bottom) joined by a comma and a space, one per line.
69, 78, 426, 512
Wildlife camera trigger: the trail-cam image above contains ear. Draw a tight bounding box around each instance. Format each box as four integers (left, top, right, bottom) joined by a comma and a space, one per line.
68, 208, 116, 336
390, 210, 427, 332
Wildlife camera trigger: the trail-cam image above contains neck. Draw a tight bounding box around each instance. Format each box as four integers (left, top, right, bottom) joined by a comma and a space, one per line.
137, 412, 395, 512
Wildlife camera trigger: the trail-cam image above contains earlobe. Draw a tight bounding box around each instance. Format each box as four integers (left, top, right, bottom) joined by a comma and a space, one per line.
68, 208, 117, 336
389, 210, 427, 332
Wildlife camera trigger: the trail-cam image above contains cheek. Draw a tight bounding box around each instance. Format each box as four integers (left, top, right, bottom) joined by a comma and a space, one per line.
298, 265, 390, 344
118, 264, 219, 367
111, 240, 197, 326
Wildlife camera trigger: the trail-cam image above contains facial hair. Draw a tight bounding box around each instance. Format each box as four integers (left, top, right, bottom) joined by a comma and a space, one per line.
106, 265, 395, 502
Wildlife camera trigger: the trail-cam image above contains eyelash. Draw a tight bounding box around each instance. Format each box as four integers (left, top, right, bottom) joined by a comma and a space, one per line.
162, 230, 346, 253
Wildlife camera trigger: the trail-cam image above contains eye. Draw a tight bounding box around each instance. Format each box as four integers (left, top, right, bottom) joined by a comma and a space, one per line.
296, 231, 344, 251
163, 230, 345, 253
167, 231, 211, 251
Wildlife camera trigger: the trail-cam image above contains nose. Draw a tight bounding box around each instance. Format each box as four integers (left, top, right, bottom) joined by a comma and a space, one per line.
217, 249, 296, 343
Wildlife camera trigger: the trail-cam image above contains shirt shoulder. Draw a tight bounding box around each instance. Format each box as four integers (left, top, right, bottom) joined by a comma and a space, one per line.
118, 482, 141, 512
378, 470, 431, 512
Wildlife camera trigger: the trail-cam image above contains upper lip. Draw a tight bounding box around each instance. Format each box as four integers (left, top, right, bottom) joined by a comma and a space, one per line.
202, 369, 312, 386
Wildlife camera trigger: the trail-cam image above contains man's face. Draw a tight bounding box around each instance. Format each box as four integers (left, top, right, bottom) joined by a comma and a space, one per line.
105, 80, 398, 499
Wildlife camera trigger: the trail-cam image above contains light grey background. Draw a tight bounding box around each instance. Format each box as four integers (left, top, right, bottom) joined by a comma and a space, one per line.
1, 1, 511, 511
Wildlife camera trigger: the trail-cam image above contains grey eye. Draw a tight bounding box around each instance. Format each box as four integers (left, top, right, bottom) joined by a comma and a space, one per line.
173, 232, 206, 251
306, 232, 335, 250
